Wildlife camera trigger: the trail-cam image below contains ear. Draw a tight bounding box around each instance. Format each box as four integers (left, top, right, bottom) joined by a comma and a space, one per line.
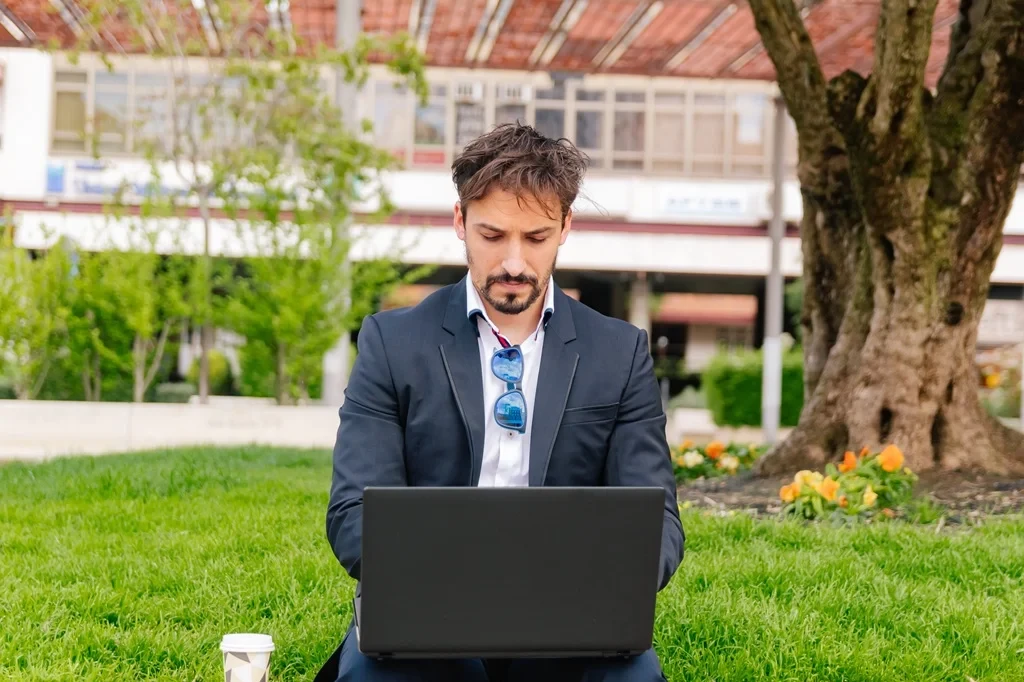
454, 201, 467, 241
559, 208, 573, 246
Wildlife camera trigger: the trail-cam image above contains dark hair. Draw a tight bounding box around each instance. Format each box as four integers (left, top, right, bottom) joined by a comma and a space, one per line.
451, 123, 587, 223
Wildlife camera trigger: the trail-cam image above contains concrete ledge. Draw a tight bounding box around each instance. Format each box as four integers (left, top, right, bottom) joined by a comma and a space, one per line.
0, 399, 341, 462
0, 399, 785, 463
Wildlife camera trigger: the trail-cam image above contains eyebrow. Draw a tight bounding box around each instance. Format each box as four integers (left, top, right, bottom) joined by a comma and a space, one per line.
473, 222, 555, 236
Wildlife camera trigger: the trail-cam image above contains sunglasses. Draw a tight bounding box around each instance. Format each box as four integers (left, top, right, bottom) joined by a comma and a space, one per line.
490, 346, 527, 433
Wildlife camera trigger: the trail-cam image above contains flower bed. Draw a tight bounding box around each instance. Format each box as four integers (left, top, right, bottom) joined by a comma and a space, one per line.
779, 445, 918, 520
672, 440, 766, 482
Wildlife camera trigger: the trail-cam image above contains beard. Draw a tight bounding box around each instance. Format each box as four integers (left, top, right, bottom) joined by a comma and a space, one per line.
467, 246, 555, 315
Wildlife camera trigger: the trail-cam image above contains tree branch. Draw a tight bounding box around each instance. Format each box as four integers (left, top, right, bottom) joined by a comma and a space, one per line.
949, 0, 1024, 261
746, 0, 830, 144
868, 0, 940, 143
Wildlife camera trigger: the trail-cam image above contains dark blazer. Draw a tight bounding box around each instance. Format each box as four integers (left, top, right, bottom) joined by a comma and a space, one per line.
316, 278, 684, 679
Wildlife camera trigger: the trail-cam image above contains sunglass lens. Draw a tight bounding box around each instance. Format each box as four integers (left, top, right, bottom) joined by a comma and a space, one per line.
494, 391, 526, 432
492, 347, 523, 383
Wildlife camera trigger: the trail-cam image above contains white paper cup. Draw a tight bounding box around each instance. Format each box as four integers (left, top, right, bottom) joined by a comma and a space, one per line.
221, 633, 275, 682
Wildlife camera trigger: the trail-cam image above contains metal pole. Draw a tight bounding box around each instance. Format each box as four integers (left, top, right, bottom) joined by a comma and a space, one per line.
321, 0, 362, 408
762, 95, 787, 445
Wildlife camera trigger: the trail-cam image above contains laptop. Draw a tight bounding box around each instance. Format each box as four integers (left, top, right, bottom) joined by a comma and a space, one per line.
355, 485, 665, 660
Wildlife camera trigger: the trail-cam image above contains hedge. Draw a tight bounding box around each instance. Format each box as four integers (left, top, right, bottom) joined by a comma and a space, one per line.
703, 348, 804, 427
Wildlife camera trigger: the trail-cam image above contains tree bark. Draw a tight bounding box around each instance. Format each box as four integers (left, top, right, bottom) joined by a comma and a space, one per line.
748, 0, 1024, 475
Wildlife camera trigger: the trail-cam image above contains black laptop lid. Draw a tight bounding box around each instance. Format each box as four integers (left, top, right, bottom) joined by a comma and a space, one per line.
358, 486, 664, 659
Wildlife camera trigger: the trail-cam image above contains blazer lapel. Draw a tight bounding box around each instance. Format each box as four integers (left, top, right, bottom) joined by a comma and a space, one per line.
529, 286, 578, 486
440, 278, 486, 485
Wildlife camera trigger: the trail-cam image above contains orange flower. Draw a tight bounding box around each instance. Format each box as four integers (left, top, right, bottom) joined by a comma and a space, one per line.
839, 451, 858, 473
780, 483, 799, 503
878, 445, 904, 473
839, 495, 848, 508
859, 446, 871, 458
681, 439, 694, 450
985, 373, 1001, 389
882, 508, 895, 518
817, 476, 839, 502
705, 441, 725, 459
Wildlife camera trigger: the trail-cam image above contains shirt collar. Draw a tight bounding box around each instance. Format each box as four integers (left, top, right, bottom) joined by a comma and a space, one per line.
466, 274, 555, 339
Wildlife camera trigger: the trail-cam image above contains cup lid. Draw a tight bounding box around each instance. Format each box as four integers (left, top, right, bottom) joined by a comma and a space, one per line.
220, 633, 275, 653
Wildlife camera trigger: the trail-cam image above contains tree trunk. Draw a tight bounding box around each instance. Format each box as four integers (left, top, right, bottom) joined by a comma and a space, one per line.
199, 323, 212, 402
133, 336, 146, 403
747, 0, 1024, 476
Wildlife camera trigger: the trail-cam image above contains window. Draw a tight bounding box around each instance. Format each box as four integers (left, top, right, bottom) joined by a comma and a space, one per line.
373, 81, 410, 161
94, 72, 128, 154
535, 84, 565, 141
692, 92, 726, 175
730, 93, 767, 176
612, 90, 645, 170
454, 82, 485, 147
413, 84, 447, 166
574, 86, 605, 168
652, 91, 686, 172
53, 70, 87, 153
495, 84, 529, 127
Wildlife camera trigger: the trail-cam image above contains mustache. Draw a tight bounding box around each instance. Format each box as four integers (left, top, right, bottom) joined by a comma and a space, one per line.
486, 273, 538, 287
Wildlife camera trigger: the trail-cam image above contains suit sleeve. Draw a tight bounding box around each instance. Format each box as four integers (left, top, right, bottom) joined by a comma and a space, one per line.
604, 328, 684, 591
326, 315, 407, 582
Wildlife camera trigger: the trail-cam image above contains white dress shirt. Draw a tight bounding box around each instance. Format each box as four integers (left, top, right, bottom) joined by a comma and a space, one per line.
466, 275, 555, 487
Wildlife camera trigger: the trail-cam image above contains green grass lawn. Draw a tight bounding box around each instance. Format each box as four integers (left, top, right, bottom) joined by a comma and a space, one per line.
2, 447, 1024, 681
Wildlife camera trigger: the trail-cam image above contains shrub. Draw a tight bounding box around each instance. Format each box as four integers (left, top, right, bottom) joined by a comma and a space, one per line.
703, 348, 804, 427
671, 440, 767, 482
153, 382, 196, 403
187, 350, 234, 396
779, 444, 918, 521
0, 376, 14, 400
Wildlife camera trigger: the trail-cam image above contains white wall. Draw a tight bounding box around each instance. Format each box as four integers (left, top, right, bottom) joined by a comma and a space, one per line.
0, 48, 52, 200
0, 399, 341, 461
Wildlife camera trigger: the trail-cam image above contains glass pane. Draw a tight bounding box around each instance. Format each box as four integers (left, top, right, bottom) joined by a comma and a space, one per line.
535, 108, 564, 139
615, 91, 645, 103
695, 92, 726, 107
95, 71, 128, 88
613, 158, 643, 170
614, 111, 644, 152
373, 83, 410, 148
135, 73, 168, 89
732, 94, 766, 157
575, 110, 603, 150
537, 84, 565, 100
455, 102, 485, 145
576, 89, 605, 102
653, 112, 684, 156
55, 70, 87, 85
654, 92, 686, 107
54, 91, 86, 136
693, 110, 724, 156
414, 101, 446, 145
653, 158, 683, 172
693, 158, 724, 174
495, 103, 526, 126
95, 91, 128, 135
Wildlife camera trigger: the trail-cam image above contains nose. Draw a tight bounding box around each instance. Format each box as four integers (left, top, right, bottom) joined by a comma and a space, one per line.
502, 242, 526, 277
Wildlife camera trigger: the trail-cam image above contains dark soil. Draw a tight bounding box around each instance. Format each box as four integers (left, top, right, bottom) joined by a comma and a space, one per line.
677, 470, 1024, 523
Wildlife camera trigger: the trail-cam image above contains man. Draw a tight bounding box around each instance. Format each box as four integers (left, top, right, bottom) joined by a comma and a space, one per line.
318, 124, 684, 682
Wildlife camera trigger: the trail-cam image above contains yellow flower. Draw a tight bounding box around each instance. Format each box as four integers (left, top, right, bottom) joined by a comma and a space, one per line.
681, 439, 694, 450
817, 476, 839, 502
682, 450, 705, 468
705, 441, 725, 459
863, 485, 878, 507
839, 450, 858, 473
780, 483, 799, 503
718, 455, 740, 473
794, 470, 817, 487
878, 445, 904, 473
985, 372, 1001, 389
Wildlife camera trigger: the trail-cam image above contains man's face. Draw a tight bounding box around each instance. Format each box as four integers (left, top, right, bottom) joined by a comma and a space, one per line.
454, 188, 571, 316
